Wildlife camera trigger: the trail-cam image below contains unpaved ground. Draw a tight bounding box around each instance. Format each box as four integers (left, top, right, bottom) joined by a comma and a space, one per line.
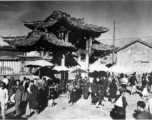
2, 86, 151, 120
29, 88, 152, 120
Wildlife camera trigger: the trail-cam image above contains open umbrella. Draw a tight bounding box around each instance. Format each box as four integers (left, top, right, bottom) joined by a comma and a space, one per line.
89, 63, 109, 72
109, 65, 132, 73
71, 68, 87, 73
98, 71, 107, 77
34, 67, 59, 78
53, 66, 69, 72
25, 60, 53, 76
25, 60, 53, 67
89, 71, 107, 78
89, 71, 99, 78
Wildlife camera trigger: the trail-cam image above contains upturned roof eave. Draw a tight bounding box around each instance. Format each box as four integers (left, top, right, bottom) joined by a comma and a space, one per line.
22, 10, 109, 33
23, 21, 109, 34
2, 32, 76, 50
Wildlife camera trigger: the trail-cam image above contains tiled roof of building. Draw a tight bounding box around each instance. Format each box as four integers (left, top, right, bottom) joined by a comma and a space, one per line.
2, 31, 76, 49
22, 10, 109, 33
98, 36, 152, 52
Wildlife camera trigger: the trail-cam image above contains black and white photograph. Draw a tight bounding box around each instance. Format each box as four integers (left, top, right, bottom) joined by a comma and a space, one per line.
0, 0, 152, 119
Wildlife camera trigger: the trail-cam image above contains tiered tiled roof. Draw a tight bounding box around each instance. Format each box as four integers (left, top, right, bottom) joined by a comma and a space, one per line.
2, 31, 76, 50
2, 31, 115, 52
23, 10, 109, 33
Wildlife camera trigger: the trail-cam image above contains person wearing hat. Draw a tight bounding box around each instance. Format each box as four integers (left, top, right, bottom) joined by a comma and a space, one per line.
113, 87, 128, 119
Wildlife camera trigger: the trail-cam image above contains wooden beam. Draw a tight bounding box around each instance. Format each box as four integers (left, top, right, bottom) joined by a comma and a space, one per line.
86, 39, 89, 77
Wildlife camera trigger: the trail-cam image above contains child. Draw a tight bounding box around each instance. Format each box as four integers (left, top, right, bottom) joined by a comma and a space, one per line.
136, 101, 152, 119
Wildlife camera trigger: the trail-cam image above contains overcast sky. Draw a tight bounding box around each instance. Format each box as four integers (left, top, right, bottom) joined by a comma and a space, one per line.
0, 1, 152, 45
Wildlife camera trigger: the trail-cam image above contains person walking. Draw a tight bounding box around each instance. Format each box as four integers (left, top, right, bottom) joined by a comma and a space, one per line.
91, 78, 97, 105
68, 86, 77, 106
113, 87, 128, 120
28, 80, 39, 114
142, 74, 149, 98
2, 76, 9, 89
96, 79, 104, 108
120, 74, 128, 90
8, 77, 16, 103
0, 82, 8, 119
103, 75, 110, 98
14, 80, 24, 116
48, 84, 57, 107
108, 78, 118, 103
129, 72, 138, 96
82, 77, 89, 99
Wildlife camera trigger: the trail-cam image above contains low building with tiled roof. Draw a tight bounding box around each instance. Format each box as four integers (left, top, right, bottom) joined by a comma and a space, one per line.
98, 37, 152, 73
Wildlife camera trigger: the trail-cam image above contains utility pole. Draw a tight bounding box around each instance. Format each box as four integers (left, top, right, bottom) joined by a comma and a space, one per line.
112, 21, 115, 64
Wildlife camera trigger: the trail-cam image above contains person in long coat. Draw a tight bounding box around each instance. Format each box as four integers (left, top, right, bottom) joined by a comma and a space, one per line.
8, 77, 16, 103
103, 76, 109, 97
96, 79, 104, 107
141, 74, 149, 98
91, 78, 97, 105
129, 72, 138, 96
83, 77, 89, 99
14, 80, 24, 116
69, 86, 77, 106
28, 81, 39, 114
109, 79, 117, 103
48, 84, 57, 107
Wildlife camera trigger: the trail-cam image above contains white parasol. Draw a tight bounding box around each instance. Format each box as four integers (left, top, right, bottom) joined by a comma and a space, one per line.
53, 66, 69, 72
89, 63, 109, 72
25, 60, 53, 67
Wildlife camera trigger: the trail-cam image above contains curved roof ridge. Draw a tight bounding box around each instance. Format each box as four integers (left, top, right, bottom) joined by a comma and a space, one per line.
22, 10, 109, 33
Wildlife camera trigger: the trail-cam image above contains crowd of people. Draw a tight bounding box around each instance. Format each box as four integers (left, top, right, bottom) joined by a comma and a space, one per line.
0, 75, 60, 119
67, 71, 152, 119
1, 71, 152, 119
